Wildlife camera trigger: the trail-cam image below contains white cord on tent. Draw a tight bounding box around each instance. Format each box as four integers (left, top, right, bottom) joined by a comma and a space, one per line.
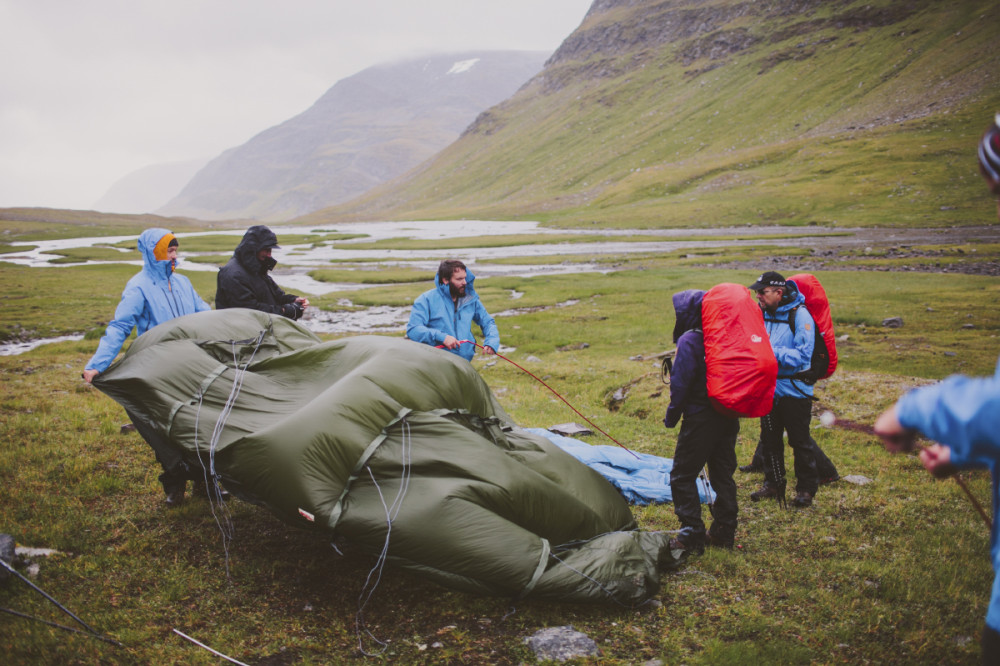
192, 330, 266, 580
355, 417, 413, 656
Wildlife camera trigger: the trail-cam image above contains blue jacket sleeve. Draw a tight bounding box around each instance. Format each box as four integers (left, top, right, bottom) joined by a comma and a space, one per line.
85, 285, 145, 372
775, 307, 815, 375
406, 293, 444, 346
896, 357, 1000, 467
664, 333, 699, 428
473, 300, 499, 350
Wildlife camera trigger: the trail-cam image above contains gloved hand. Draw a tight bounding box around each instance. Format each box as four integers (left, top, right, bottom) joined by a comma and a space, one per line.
281, 302, 304, 320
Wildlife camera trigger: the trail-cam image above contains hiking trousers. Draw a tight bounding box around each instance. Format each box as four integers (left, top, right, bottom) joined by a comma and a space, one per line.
760, 396, 819, 494
670, 409, 740, 544
747, 436, 838, 480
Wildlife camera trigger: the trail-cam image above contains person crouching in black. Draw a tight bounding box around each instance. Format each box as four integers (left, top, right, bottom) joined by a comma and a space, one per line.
216, 225, 309, 319
665, 289, 740, 553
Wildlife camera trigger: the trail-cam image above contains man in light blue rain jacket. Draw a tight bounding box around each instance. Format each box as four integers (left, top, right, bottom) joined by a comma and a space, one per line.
82, 227, 212, 505
747, 271, 821, 508
875, 113, 1000, 664
407, 259, 499, 362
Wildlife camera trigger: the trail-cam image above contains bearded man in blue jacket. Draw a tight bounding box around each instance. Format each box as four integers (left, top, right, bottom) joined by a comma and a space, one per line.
82, 227, 213, 506
875, 113, 1000, 663
407, 259, 499, 361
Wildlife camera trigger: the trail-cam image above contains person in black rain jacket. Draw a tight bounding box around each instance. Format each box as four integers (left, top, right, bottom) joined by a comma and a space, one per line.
216, 225, 309, 319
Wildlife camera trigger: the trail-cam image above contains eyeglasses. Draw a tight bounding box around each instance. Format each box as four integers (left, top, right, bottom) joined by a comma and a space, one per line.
755, 288, 779, 295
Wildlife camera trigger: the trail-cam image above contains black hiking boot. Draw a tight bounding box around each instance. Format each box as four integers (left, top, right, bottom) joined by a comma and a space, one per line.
818, 473, 840, 486
791, 491, 814, 508
164, 482, 186, 507
669, 529, 705, 556
192, 479, 230, 502
750, 482, 782, 502
739, 463, 762, 473
706, 530, 735, 550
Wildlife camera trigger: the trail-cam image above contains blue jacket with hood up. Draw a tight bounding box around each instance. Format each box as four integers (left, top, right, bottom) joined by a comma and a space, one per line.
896, 355, 1000, 631
763, 279, 816, 399
85, 228, 211, 373
406, 269, 499, 361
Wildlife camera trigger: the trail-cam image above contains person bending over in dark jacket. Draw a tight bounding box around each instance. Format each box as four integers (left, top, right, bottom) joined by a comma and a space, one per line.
216, 225, 309, 319
664, 289, 740, 554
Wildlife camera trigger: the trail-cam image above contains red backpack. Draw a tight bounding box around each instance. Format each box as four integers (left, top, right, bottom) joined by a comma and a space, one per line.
787, 273, 838, 382
701, 283, 777, 417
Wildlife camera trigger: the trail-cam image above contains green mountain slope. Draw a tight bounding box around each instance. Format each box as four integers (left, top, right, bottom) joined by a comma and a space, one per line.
300, 0, 1000, 228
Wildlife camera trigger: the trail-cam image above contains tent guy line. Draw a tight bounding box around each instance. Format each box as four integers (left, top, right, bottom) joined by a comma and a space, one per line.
445, 339, 640, 459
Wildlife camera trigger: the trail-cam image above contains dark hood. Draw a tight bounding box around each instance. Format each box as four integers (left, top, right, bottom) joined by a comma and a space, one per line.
672, 290, 705, 343
234, 225, 279, 273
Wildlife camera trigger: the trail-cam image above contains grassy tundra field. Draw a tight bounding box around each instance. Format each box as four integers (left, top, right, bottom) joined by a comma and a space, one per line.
1, 225, 999, 664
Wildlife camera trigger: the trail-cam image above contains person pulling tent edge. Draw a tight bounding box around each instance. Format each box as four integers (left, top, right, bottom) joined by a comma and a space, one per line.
874, 113, 1000, 664
216, 225, 310, 319
747, 271, 825, 508
81, 228, 214, 507
406, 259, 499, 361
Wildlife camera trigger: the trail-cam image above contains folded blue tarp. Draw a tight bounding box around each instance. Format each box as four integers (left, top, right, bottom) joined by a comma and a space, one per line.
526, 428, 715, 505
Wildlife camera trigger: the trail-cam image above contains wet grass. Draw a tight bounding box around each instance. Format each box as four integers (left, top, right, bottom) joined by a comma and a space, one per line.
44, 247, 141, 264
1, 231, 998, 663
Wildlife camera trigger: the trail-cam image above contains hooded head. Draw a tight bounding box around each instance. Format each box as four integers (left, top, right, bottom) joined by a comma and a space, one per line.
138, 228, 177, 279
672, 289, 705, 343
234, 225, 281, 274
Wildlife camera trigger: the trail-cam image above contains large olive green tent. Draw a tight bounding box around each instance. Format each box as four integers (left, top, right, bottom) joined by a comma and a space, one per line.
94, 309, 679, 604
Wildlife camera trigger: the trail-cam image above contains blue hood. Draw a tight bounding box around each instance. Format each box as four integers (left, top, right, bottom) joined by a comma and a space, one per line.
138, 227, 175, 283
672, 290, 705, 343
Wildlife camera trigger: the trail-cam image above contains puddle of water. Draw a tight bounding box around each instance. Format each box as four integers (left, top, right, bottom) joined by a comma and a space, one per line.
305, 306, 411, 334
0, 335, 84, 356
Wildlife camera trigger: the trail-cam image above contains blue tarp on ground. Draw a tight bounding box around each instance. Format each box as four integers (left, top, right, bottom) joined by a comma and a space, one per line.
526, 428, 716, 506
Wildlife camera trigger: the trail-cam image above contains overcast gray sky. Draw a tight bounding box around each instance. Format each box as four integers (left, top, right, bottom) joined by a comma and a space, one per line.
0, 0, 592, 211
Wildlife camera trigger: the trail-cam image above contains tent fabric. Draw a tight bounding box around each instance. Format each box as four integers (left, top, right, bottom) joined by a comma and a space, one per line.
93, 309, 680, 604
526, 429, 716, 506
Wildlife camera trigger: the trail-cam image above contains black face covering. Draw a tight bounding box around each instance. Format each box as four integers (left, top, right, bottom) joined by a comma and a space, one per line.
259, 255, 277, 275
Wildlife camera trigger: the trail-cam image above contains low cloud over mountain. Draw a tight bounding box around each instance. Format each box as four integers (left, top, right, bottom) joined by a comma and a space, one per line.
157, 51, 548, 222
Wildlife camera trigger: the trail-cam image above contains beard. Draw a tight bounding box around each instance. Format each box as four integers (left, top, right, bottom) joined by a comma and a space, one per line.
449, 283, 466, 299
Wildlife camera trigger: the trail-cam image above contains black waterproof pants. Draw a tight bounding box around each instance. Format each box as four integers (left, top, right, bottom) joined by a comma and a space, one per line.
125, 408, 190, 491
760, 396, 819, 495
670, 409, 740, 544
748, 436, 838, 480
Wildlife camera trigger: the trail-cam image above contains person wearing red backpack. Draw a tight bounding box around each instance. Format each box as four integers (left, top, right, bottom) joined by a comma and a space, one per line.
747, 272, 822, 508
664, 290, 741, 553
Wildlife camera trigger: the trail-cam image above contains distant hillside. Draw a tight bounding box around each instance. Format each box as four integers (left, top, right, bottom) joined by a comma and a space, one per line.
93, 158, 210, 215
158, 51, 549, 222
0, 207, 226, 239
301, 0, 1000, 228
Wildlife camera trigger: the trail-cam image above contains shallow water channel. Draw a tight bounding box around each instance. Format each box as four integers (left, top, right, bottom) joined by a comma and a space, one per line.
3, 219, 997, 353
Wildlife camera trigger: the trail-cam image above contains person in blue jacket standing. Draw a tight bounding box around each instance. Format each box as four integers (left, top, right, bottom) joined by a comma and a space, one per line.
407, 259, 499, 361
875, 113, 1000, 664
82, 227, 212, 506
664, 289, 740, 553
747, 271, 820, 508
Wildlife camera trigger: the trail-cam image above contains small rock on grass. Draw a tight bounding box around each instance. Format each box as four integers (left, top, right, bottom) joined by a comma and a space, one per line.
526, 626, 599, 662
843, 475, 873, 485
